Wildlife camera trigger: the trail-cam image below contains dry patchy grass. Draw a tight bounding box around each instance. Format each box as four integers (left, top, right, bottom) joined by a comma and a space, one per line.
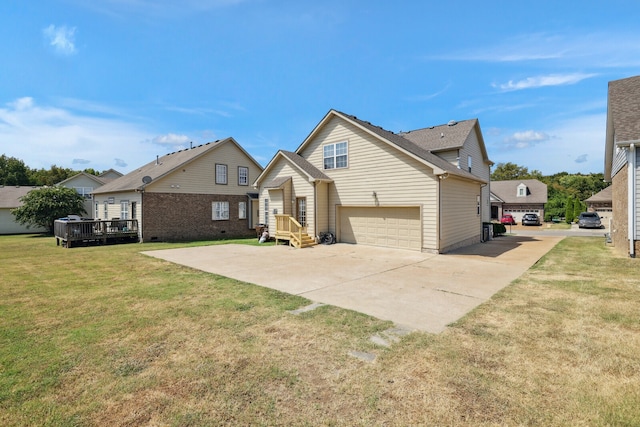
1, 235, 639, 426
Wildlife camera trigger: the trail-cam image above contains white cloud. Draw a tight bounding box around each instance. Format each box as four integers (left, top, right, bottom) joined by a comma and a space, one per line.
504, 130, 551, 149
0, 97, 157, 173
152, 133, 190, 145
43, 25, 77, 55
575, 154, 588, 164
494, 73, 597, 92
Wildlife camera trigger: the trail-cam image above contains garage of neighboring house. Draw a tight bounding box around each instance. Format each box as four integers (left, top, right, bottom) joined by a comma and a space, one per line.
338, 206, 422, 250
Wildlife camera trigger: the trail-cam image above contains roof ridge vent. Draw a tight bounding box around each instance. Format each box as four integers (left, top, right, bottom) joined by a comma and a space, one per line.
447, 120, 457, 126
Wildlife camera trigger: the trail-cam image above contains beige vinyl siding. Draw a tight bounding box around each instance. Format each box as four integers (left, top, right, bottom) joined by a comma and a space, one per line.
315, 181, 329, 234
635, 150, 640, 237
258, 159, 316, 235
92, 191, 143, 235
0, 209, 47, 234
146, 142, 262, 195
299, 115, 438, 250
439, 177, 481, 251
437, 150, 459, 167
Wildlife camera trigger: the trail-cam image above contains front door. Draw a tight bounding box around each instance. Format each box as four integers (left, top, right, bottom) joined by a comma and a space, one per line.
296, 197, 306, 227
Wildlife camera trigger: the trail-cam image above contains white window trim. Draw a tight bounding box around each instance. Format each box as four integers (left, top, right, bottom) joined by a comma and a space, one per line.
120, 200, 129, 220
216, 164, 228, 185
239, 201, 246, 219
323, 141, 348, 170
212, 201, 229, 220
238, 166, 249, 186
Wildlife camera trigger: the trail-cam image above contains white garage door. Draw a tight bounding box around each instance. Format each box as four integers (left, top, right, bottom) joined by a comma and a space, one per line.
339, 206, 421, 250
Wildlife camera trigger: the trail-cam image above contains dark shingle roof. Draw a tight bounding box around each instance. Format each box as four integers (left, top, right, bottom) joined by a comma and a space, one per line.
264, 176, 291, 189
491, 179, 547, 204
608, 75, 640, 143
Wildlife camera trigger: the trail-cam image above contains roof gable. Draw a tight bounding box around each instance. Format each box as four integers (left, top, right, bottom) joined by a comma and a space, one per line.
0, 186, 42, 208
490, 179, 548, 204
56, 171, 107, 187
254, 150, 331, 186
293, 109, 487, 183
94, 137, 261, 194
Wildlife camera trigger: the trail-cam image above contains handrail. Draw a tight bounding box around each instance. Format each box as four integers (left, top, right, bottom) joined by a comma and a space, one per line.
274, 214, 307, 247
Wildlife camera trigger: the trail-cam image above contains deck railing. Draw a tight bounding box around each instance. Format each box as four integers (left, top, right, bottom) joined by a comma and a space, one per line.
54, 218, 139, 248
275, 214, 310, 248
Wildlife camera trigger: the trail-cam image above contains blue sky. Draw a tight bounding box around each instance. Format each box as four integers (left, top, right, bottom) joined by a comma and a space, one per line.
1, 0, 640, 176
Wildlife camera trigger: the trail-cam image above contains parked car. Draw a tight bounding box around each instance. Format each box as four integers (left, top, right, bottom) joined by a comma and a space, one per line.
578, 212, 602, 229
500, 214, 516, 225
522, 213, 541, 226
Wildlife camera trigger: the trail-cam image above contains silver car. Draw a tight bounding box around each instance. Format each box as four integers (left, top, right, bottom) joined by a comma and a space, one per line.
578, 212, 602, 229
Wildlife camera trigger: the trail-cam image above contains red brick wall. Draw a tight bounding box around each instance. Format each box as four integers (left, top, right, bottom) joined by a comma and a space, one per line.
142, 193, 254, 242
611, 167, 629, 255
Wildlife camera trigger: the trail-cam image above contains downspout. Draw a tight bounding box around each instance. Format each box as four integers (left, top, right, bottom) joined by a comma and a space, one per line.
629, 144, 636, 258
313, 181, 318, 241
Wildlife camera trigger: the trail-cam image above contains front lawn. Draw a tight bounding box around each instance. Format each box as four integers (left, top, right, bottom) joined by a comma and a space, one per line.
1, 234, 639, 425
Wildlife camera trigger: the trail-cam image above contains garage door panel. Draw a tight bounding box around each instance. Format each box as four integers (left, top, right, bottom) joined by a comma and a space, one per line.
340, 207, 421, 250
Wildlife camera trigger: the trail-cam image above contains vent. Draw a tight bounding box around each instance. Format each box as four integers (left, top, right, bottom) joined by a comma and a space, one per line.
447, 120, 457, 126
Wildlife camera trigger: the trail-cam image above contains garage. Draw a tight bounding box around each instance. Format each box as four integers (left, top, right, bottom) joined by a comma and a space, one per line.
339, 206, 421, 250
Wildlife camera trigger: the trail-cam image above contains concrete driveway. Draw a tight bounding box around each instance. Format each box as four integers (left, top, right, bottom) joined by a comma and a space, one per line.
142, 235, 563, 333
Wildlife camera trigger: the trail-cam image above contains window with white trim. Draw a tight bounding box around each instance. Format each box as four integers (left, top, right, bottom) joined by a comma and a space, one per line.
74, 187, 93, 199
323, 141, 348, 170
215, 164, 228, 185
103, 202, 108, 219
238, 166, 249, 186
239, 201, 246, 219
212, 201, 229, 220
120, 201, 129, 219
468, 155, 472, 173
95, 202, 99, 219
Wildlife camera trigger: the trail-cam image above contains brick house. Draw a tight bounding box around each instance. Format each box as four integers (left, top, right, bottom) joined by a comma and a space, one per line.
490, 179, 547, 222
604, 75, 640, 257
92, 138, 263, 242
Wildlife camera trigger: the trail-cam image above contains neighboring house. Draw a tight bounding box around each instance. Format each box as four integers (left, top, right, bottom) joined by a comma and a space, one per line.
254, 109, 493, 253
490, 179, 548, 222
604, 75, 640, 257
92, 137, 263, 242
585, 186, 612, 224
57, 170, 123, 217
0, 186, 48, 234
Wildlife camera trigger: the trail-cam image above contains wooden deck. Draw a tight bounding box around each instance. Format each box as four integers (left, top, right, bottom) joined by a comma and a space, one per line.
54, 218, 139, 248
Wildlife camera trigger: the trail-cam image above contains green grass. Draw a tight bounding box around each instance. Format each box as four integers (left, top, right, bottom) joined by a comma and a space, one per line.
1, 234, 639, 426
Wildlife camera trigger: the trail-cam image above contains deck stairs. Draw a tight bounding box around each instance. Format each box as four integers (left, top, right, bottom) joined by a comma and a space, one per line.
274, 214, 317, 248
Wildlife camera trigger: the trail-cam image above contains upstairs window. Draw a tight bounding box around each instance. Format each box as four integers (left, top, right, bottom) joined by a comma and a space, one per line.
517, 183, 528, 197
216, 164, 228, 185
323, 141, 348, 170
238, 166, 249, 186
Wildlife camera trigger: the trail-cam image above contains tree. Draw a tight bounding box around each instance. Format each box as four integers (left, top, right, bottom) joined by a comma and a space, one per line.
565, 198, 575, 224
491, 162, 543, 181
11, 187, 87, 234
0, 155, 31, 185
573, 199, 585, 220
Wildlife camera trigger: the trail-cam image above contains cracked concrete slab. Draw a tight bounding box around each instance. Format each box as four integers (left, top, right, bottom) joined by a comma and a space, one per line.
142, 235, 562, 333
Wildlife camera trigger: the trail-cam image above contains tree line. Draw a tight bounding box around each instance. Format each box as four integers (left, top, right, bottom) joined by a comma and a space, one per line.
0, 154, 103, 186
491, 162, 609, 222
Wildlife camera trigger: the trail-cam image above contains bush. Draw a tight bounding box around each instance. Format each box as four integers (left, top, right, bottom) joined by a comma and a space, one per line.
544, 212, 553, 222
492, 222, 506, 235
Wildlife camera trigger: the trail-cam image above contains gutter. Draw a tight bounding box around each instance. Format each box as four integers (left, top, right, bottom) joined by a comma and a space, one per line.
630, 144, 637, 258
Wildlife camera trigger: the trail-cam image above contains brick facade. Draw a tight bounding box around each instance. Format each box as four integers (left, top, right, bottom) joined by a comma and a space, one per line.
142, 192, 254, 242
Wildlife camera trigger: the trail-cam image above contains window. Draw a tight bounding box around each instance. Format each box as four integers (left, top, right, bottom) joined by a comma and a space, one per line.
216, 164, 228, 184
95, 202, 99, 219
103, 202, 108, 219
517, 184, 527, 197
323, 141, 348, 170
212, 202, 229, 220
74, 187, 93, 199
120, 201, 129, 220
264, 199, 269, 226
468, 155, 472, 173
239, 201, 246, 219
238, 166, 249, 186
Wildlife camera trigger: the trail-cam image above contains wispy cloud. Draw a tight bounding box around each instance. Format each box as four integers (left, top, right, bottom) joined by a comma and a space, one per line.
406, 82, 452, 102
494, 73, 597, 92
0, 97, 155, 172
43, 25, 77, 55
152, 133, 190, 145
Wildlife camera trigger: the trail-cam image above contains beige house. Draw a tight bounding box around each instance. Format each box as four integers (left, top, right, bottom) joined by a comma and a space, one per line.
490, 179, 548, 222
604, 75, 640, 257
254, 109, 492, 253
93, 138, 263, 242
57, 170, 123, 217
0, 186, 48, 234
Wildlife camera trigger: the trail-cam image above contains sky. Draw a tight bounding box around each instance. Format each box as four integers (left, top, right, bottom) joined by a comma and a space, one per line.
2, 1, 640, 176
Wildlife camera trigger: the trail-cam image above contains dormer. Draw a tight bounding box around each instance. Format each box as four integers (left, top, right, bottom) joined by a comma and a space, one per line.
516, 183, 529, 197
